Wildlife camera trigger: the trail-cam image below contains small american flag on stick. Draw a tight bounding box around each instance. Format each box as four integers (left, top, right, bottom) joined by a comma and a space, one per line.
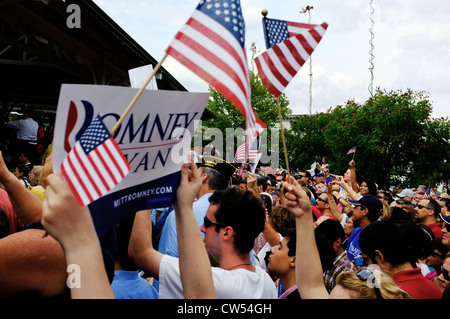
61, 115, 131, 207
255, 19, 328, 97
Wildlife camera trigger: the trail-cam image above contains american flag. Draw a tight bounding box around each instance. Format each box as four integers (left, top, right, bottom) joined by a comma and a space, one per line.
255, 19, 328, 97
262, 17, 318, 48
423, 186, 431, 199
166, 0, 266, 145
61, 115, 131, 207
346, 146, 357, 155
234, 137, 259, 163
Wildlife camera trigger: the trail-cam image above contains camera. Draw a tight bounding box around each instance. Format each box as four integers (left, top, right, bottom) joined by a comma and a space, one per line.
276, 182, 281, 190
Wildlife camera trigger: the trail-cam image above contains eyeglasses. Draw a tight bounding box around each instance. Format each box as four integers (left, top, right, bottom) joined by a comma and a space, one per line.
441, 266, 450, 281
417, 204, 431, 210
356, 268, 383, 299
203, 216, 225, 228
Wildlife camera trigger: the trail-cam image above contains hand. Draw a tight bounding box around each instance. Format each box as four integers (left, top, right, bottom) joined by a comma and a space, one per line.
349, 160, 355, 168
334, 175, 346, 187
247, 173, 257, 189
41, 173, 95, 249
281, 176, 312, 219
173, 155, 201, 212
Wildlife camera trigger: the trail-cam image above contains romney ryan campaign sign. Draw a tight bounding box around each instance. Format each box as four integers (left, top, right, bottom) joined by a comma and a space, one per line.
52, 84, 209, 237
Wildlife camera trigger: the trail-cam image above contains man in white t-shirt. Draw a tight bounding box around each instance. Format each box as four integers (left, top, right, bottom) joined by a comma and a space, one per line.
129, 157, 277, 299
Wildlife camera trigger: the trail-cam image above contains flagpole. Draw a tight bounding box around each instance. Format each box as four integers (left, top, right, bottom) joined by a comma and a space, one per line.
110, 53, 168, 135
276, 97, 291, 184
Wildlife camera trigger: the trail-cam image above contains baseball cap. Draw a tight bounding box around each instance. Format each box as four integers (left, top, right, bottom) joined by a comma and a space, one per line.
397, 189, 415, 198
348, 195, 383, 222
440, 213, 450, 225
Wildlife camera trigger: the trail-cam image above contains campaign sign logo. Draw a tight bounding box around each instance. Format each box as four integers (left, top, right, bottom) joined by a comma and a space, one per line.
53, 84, 209, 236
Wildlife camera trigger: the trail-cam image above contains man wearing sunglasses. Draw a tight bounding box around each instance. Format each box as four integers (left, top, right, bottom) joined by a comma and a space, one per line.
129, 157, 277, 299
414, 198, 443, 239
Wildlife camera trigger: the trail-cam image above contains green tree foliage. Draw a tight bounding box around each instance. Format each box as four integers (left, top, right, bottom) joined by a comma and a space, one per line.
286, 88, 449, 189
200, 71, 291, 155
203, 71, 291, 131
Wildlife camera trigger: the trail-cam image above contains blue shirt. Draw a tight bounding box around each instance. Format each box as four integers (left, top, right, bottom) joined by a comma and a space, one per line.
158, 192, 213, 257
346, 227, 362, 262
111, 270, 158, 299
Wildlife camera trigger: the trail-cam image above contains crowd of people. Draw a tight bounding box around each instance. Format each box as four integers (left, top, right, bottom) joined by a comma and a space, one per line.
0, 110, 450, 300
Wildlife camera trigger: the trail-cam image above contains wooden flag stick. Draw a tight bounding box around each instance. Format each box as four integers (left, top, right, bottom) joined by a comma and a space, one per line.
110, 53, 168, 135
276, 97, 291, 184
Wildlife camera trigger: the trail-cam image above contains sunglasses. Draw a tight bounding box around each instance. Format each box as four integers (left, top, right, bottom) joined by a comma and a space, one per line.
441, 267, 450, 281
317, 197, 328, 203
430, 251, 443, 258
203, 216, 225, 228
417, 204, 431, 210
356, 268, 383, 299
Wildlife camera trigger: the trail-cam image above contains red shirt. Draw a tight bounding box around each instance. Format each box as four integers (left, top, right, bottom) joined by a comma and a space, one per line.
427, 222, 443, 239
393, 267, 442, 299
0, 189, 21, 234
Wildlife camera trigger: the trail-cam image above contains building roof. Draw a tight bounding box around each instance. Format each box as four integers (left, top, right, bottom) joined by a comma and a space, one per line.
0, 0, 193, 112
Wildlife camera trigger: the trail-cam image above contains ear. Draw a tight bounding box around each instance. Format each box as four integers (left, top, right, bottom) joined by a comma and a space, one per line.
201, 172, 208, 184
374, 249, 385, 264
333, 238, 342, 249
222, 226, 235, 241
289, 256, 296, 268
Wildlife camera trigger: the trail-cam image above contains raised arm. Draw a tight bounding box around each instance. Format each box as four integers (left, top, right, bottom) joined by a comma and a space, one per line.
41, 173, 114, 299
349, 160, 359, 194
326, 183, 344, 222
0, 151, 42, 223
173, 156, 215, 298
128, 210, 163, 279
282, 177, 329, 299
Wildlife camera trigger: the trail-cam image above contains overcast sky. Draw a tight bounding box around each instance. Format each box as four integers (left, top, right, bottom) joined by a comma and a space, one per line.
93, 0, 450, 119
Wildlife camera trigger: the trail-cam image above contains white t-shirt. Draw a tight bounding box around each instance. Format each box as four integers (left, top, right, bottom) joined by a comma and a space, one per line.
158, 255, 277, 299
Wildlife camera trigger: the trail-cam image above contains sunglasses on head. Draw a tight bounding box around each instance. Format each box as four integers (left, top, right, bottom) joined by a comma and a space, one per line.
356, 268, 383, 299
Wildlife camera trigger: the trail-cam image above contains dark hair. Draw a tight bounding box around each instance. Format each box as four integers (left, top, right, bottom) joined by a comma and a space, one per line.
202, 166, 229, 191
428, 238, 449, 258
315, 219, 345, 272
257, 178, 268, 192
209, 187, 265, 255
16, 164, 31, 178
441, 198, 450, 211
359, 220, 431, 267
361, 178, 378, 196
300, 170, 311, 179
426, 198, 441, 219
284, 227, 297, 257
